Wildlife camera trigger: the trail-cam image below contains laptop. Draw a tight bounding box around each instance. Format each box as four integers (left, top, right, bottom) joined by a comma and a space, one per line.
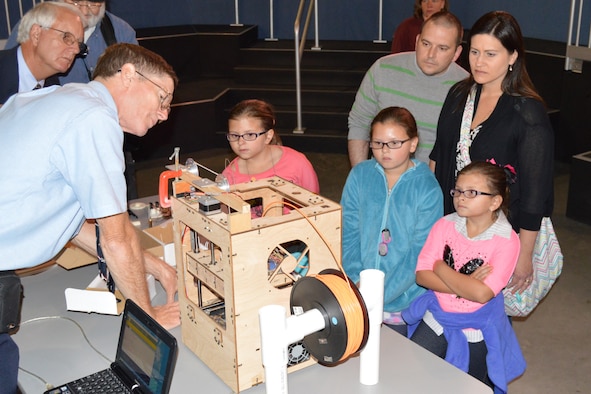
44, 299, 177, 394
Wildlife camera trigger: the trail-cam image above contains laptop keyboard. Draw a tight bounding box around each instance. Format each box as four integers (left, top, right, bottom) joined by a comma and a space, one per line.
63, 369, 131, 393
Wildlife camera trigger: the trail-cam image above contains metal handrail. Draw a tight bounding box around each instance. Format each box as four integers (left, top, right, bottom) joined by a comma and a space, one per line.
293, 0, 316, 134
265, 0, 278, 41
231, 0, 243, 26
374, 0, 387, 43
565, 0, 591, 72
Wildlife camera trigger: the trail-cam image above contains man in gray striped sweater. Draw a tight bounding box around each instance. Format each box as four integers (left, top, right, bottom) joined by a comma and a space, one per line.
348, 11, 468, 167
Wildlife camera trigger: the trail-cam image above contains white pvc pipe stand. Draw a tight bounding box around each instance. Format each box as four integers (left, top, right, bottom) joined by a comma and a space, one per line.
358, 269, 385, 385
259, 306, 324, 394
258, 268, 384, 393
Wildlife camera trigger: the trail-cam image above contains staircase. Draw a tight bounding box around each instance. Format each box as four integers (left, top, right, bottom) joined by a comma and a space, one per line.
134, 25, 572, 163
134, 25, 390, 161
216, 40, 390, 153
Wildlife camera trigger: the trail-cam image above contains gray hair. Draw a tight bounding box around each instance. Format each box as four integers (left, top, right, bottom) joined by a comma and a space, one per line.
17, 2, 85, 44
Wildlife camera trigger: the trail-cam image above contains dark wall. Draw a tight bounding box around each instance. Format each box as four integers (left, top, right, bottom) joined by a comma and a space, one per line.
0, 0, 583, 44
560, 62, 591, 159
109, 0, 581, 43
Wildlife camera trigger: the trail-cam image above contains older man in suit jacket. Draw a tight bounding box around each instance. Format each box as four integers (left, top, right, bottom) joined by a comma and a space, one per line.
5, 0, 137, 84
0, 2, 85, 104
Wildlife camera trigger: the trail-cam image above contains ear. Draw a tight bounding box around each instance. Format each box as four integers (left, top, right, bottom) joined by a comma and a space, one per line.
509, 50, 518, 68
119, 63, 136, 88
452, 44, 463, 63
29, 24, 42, 46
264, 128, 275, 144
414, 34, 420, 50
490, 195, 503, 212
409, 136, 419, 153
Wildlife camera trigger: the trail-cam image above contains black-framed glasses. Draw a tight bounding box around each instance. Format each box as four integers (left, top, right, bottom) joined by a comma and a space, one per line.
66, 0, 103, 12
226, 130, 268, 142
378, 229, 391, 256
41, 26, 87, 56
450, 188, 494, 199
135, 70, 173, 112
369, 139, 411, 150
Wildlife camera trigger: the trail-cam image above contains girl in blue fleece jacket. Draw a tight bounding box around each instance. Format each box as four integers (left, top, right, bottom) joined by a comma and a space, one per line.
341, 106, 443, 335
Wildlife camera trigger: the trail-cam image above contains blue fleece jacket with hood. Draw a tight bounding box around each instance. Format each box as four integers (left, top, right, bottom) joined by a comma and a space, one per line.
341, 158, 443, 313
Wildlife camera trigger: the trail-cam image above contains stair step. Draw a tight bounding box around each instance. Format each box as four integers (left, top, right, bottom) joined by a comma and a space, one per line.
216, 87, 352, 133
234, 65, 365, 88
239, 46, 386, 69
222, 87, 356, 108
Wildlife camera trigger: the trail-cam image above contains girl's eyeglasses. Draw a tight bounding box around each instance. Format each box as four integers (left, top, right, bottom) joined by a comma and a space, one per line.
450, 188, 494, 199
226, 130, 268, 142
369, 139, 411, 150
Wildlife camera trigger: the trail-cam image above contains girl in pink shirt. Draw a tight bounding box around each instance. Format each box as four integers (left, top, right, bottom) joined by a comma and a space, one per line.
222, 99, 319, 193
404, 161, 524, 391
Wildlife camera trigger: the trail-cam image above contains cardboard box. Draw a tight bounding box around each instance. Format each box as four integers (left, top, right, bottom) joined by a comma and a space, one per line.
55, 243, 97, 270
56, 221, 171, 271
56, 221, 168, 316
142, 220, 175, 266
65, 274, 156, 316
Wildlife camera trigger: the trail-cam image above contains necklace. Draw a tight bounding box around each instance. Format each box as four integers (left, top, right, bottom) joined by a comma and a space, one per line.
244, 146, 278, 182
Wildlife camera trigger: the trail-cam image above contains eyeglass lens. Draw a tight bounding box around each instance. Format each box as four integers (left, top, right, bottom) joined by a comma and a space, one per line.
70, 1, 102, 10
135, 71, 172, 111
369, 139, 409, 150
450, 189, 491, 198
44, 26, 87, 55
227, 131, 267, 142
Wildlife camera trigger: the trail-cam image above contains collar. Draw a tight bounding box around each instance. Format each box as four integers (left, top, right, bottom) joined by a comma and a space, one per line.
17, 46, 43, 92
449, 211, 513, 240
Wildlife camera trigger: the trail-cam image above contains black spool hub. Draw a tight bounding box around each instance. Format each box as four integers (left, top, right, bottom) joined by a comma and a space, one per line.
290, 269, 369, 366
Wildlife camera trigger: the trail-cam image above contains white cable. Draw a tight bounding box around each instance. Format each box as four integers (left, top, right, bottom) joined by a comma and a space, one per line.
20, 315, 113, 363
18, 315, 114, 390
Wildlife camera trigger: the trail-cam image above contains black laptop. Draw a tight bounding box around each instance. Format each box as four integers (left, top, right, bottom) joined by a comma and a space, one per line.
44, 299, 177, 394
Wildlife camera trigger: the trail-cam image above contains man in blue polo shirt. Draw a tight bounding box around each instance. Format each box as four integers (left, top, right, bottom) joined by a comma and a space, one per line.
0, 44, 179, 394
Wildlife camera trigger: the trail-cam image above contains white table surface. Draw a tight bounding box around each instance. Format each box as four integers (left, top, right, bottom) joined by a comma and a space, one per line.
14, 264, 492, 394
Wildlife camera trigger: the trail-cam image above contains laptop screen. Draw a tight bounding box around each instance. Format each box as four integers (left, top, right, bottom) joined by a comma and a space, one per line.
116, 300, 177, 394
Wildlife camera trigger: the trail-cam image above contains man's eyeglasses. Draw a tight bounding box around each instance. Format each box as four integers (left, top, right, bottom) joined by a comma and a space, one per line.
41, 26, 87, 56
450, 189, 494, 199
369, 139, 411, 150
66, 0, 103, 11
378, 229, 391, 256
135, 70, 173, 112
226, 130, 268, 142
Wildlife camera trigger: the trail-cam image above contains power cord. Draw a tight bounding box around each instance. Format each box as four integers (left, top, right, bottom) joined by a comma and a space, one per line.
18, 315, 114, 391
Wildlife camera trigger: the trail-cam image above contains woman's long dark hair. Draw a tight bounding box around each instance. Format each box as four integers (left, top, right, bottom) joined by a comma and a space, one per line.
454, 11, 543, 104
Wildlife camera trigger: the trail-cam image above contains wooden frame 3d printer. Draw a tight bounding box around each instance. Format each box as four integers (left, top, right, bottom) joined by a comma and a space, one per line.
159, 155, 343, 393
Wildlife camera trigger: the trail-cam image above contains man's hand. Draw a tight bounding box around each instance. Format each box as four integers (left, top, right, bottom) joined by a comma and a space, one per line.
144, 251, 177, 304
73, 218, 180, 329
348, 139, 369, 168
153, 302, 181, 330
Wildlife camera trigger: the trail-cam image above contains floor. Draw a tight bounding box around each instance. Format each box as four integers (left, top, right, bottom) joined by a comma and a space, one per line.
136, 149, 591, 393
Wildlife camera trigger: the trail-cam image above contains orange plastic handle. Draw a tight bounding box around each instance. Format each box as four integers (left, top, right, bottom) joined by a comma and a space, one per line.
159, 169, 182, 208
